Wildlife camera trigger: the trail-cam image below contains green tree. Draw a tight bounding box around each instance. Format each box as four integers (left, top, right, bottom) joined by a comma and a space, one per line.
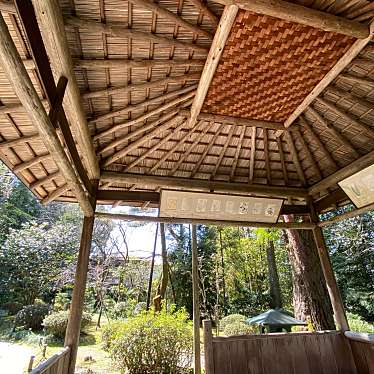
0, 221, 80, 305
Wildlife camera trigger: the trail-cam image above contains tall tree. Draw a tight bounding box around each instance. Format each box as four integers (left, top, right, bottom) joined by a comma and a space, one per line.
285, 221, 335, 330
154, 223, 168, 311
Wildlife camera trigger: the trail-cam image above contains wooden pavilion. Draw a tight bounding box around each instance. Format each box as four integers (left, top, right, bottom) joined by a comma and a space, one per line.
0, 0, 373, 373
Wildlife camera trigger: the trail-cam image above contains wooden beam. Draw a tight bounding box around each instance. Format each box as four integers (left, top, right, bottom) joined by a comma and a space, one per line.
294, 129, 323, 180
203, 321, 214, 374
284, 20, 374, 128
230, 126, 245, 181
64, 16, 208, 53
249, 126, 256, 183
13, 153, 51, 173
188, 0, 219, 26
82, 72, 201, 100
190, 123, 223, 178
0, 0, 16, 13
339, 73, 374, 87
32, 0, 100, 180
192, 224, 201, 374
284, 131, 307, 186
75, 58, 206, 69
306, 106, 359, 158
309, 148, 374, 195
95, 211, 317, 229
0, 13, 93, 215
179, 110, 285, 130
316, 97, 374, 139
309, 202, 350, 331
65, 204, 97, 374
94, 90, 195, 140
96, 190, 160, 204
169, 123, 210, 176
0, 134, 39, 149
40, 184, 70, 205
188, 5, 239, 127
124, 119, 190, 172
212, 126, 235, 179
90, 85, 197, 124
216, 0, 369, 38
103, 116, 185, 166
314, 188, 349, 213
98, 110, 179, 155
30, 171, 60, 190
129, 0, 213, 39
276, 137, 289, 185
299, 115, 338, 170
101, 171, 309, 198
263, 129, 271, 184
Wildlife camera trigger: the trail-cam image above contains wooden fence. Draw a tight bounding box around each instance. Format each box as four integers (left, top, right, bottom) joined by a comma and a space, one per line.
203, 321, 358, 374
29, 347, 70, 374
345, 331, 374, 374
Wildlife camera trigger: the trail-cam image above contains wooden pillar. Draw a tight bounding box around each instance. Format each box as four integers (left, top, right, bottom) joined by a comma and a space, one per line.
203, 320, 214, 374
192, 225, 201, 374
309, 201, 349, 332
64, 214, 96, 374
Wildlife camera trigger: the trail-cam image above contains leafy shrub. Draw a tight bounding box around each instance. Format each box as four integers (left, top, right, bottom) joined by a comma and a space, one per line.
133, 302, 146, 316
2, 301, 23, 315
43, 311, 92, 338
220, 314, 247, 331
347, 313, 374, 333
53, 292, 70, 312
107, 307, 192, 373
112, 302, 130, 319
102, 321, 129, 351
14, 304, 50, 331
223, 321, 254, 336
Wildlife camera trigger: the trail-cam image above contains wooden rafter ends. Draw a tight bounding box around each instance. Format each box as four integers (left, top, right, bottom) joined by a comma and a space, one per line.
284, 20, 374, 129
100, 171, 309, 198
188, 0, 219, 26
309, 149, 374, 195
95, 212, 317, 230
0, 13, 93, 216
215, 0, 369, 38
188, 5, 239, 128
32, 0, 100, 181
179, 110, 285, 130
64, 16, 209, 53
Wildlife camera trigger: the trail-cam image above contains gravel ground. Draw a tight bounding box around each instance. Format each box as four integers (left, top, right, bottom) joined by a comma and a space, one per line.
0, 341, 35, 374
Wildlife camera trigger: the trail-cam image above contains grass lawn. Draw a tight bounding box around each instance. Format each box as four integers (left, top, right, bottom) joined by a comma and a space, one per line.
0, 314, 119, 374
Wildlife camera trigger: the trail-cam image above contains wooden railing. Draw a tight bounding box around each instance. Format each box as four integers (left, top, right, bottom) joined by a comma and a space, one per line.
345, 331, 374, 374
29, 347, 70, 374
203, 320, 358, 374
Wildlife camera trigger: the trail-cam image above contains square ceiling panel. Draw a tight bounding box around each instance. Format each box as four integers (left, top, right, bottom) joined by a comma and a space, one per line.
202, 10, 355, 123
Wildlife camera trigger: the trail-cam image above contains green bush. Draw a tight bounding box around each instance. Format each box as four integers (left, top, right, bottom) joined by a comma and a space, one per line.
112, 302, 130, 319
53, 292, 70, 312
133, 302, 146, 316
223, 321, 254, 336
347, 313, 374, 333
43, 310, 92, 338
102, 321, 129, 351
2, 301, 23, 315
106, 307, 193, 373
14, 304, 50, 331
220, 314, 247, 331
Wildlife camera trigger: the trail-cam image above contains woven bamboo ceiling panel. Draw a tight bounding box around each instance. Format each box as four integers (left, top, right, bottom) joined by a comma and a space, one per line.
202, 10, 355, 122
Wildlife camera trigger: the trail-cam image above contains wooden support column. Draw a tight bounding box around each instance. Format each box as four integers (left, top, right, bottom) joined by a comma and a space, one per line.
192, 225, 201, 374
65, 214, 96, 373
203, 320, 214, 374
309, 202, 350, 332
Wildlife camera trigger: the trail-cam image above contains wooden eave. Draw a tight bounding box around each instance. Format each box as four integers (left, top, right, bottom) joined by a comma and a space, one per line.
0, 0, 373, 215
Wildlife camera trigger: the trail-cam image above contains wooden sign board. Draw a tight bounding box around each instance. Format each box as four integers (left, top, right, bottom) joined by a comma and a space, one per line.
339, 164, 374, 208
159, 190, 283, 223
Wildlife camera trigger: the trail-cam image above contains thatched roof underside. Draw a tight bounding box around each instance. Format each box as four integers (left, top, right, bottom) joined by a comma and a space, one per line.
0, 0, 374, 210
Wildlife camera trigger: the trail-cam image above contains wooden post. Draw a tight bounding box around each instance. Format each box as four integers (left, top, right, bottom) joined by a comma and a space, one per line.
64, 208, 96, 374
203, 320, 215, 374
192, 225, 201, 374
309, 202, 349, 332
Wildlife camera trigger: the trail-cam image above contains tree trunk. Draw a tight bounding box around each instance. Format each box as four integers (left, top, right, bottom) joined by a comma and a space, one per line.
284, 217, 335, 330
154, 222, 168, 311
146, 223, 158, 310
266, 237, 282, 309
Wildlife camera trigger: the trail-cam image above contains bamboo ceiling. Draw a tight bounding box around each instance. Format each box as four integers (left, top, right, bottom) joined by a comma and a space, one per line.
0, 0, 373, 211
